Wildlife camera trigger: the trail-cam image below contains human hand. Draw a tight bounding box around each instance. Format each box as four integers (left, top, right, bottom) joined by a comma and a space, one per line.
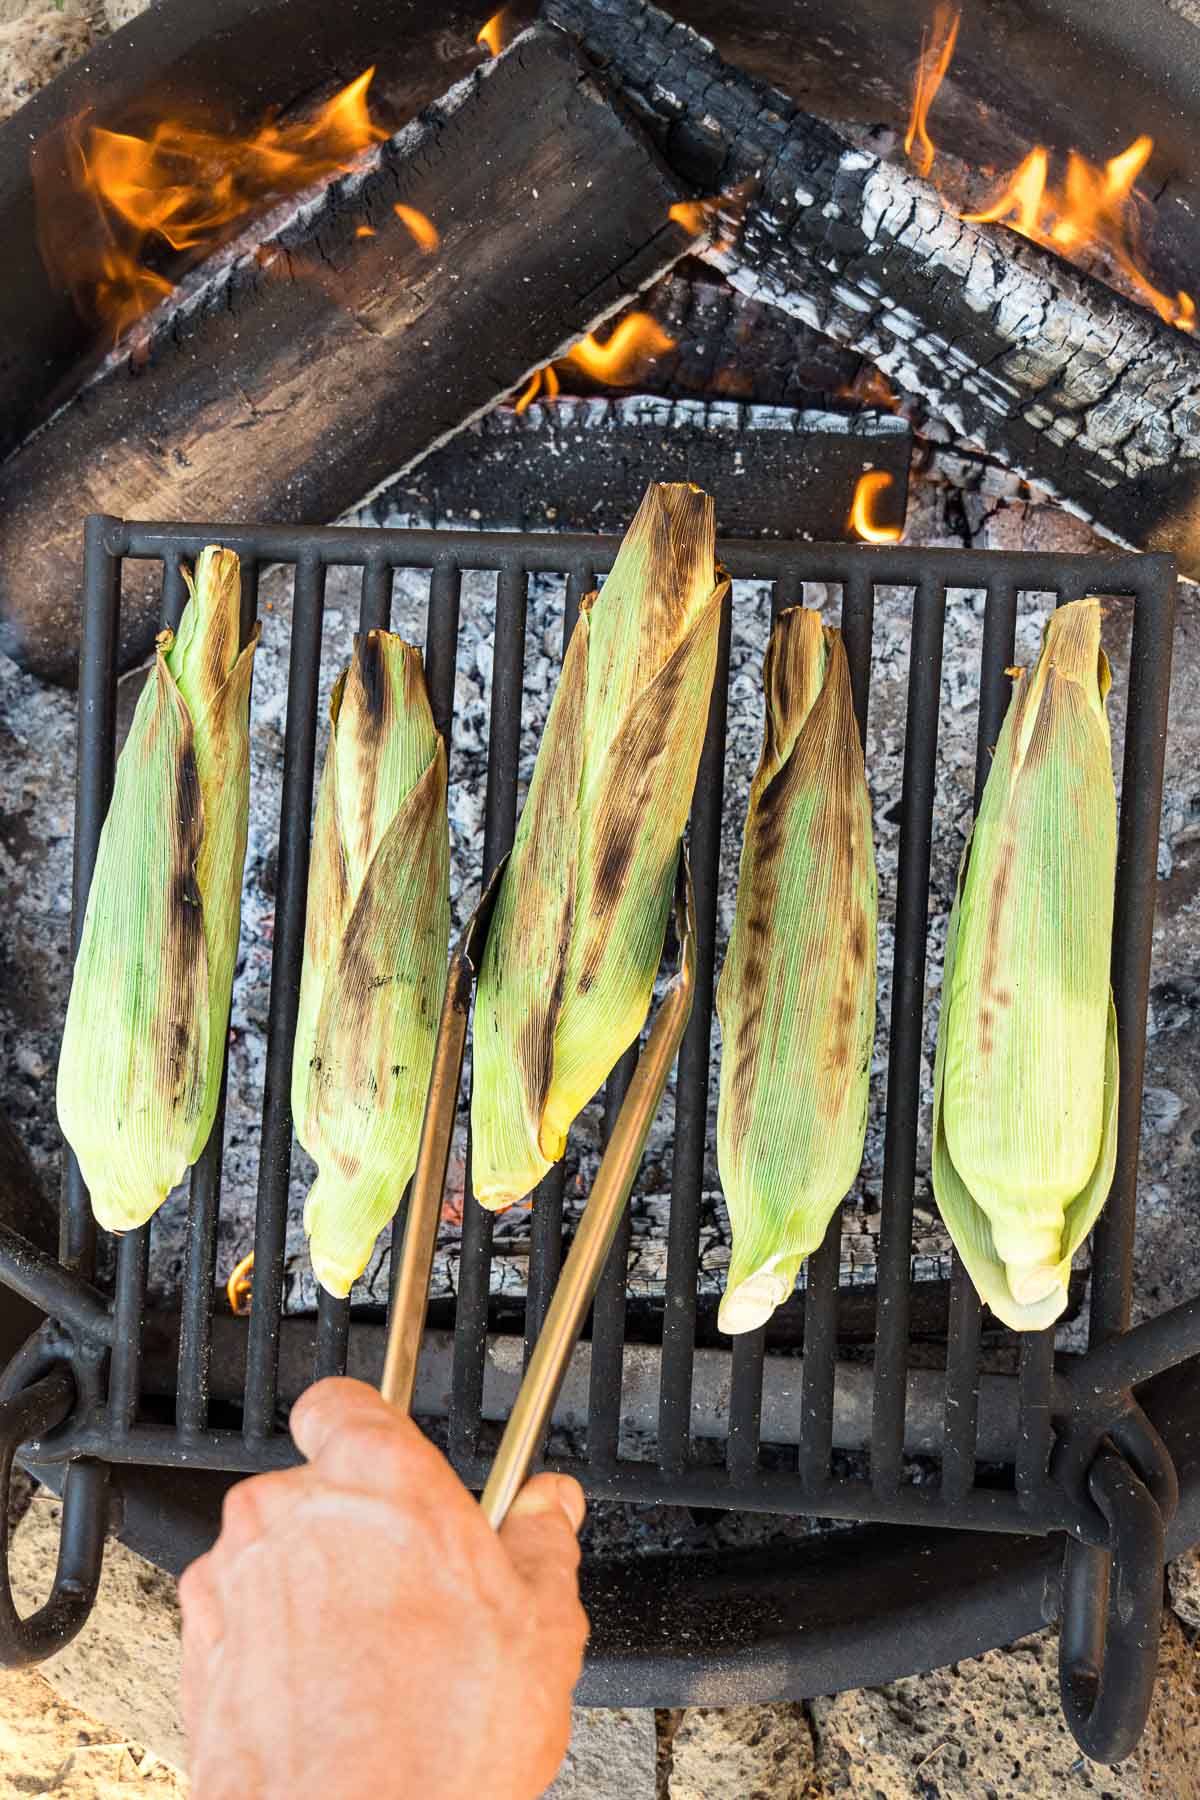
179, 1377, 589, 1800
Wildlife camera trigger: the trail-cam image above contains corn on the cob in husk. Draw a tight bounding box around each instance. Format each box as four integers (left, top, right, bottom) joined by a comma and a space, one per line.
932, 597, 1119, 1331
716, 608, 876, 1334
471, 481, 727, 1209
57, 547, 258, 1233
292, 631, 449, 1297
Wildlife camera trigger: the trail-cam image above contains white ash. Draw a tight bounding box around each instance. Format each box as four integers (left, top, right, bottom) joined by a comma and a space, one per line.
0, 472, 1197, 1338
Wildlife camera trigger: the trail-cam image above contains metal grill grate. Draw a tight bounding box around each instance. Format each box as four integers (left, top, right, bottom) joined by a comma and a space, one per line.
61, 519, 1177, 1507
4, 513, 1199, 1754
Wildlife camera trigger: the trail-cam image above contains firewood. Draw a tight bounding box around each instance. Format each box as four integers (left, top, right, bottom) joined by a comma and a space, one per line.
550, 0, 1200, 579
0, 28, 689, 682
373, 395, 911, 537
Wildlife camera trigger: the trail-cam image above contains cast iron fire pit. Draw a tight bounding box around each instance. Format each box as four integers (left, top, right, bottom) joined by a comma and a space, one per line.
2, 514, 1199, 1763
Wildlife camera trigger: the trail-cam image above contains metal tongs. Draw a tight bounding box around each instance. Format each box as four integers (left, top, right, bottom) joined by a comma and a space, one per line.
381, 853, 697, 1527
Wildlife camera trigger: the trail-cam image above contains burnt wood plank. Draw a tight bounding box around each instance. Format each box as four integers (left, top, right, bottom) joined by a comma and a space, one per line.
0, 28, 689, 682
372, 395, 911, 537
0, 0, 541, 457
550, 0, 1200, 579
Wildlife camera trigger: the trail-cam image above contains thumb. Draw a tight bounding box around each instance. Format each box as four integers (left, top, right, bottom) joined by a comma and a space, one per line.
498, 1474, 586, 1606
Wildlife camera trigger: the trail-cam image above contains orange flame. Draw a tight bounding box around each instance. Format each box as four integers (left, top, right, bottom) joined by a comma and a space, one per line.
38, 69, 388, 343
964, 136, 1195, 331
393, 204, 439, 253
226, 1250, 255, 1317
563, 313, 674, 382
905, 5, 960, 179
477, 8, 510, 55
514, 364, 560, 413
848, 471, 903, 543
510, 311, 674, 412
356, 224, 376, 238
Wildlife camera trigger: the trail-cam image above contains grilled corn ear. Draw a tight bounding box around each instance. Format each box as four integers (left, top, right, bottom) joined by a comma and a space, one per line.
471, 481, 726, 1208
292, 631, 449, 1297
57, 547, 258, 1232
716, 608, 876, 1334
932, 597, 1119, 1331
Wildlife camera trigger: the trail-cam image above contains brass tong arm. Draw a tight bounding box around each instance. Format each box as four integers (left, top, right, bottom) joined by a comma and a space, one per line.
381, 853, 698, 1530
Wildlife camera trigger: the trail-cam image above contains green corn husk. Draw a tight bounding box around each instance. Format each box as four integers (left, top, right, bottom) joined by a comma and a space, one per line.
716, 607, 877, 1334
57, 547, 258, 1232
932, 597, 1119, 1331
292, 631, 449, 1297
471, 481, 727, 1209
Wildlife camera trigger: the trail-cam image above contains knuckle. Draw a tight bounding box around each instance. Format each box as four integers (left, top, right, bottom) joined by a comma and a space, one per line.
219, 1475, 263, 1539
177, 1555, 210, 1612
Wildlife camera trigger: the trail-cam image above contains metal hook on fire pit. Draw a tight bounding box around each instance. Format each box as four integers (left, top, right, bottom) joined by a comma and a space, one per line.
380, 851, 697, 1530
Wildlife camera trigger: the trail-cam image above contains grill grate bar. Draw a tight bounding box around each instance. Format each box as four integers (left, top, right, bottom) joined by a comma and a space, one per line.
359, 558, 394, 635
385, 560, 462, 1335
872, 575, 947, 1493
657, 592, 734, 1473
587, 1046, 639, 1466
1091, 563, 1177, 1344
315, 1297, 351, 1381
177, 560, 259, 1432
108, 1228, 148, 1434
723, 567, 805, 1477
177, 1071, 228, 1435
243, 554, 327, 1440
727, 1332, 766, 1479
1016, 1328, 1055, 1503
522, 578, 585, 1375
450, 564, 529, 1455
63, 525, 124, 1280
942, 576, 1018, 1497
797, 567, 876, 1486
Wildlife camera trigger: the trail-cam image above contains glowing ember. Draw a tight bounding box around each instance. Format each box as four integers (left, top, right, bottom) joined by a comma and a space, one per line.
477, 9, 510, 55
393, 203, 439, 253
964, 136, 1196, 331
669, 198, 717, 235
839, 365, 901, 412
356, 225, 376, 238
38, 68, 388, 342
848, 471, 902, 543
562, 312, 674, 382
904, 4, 960, 179
226, 1250, 255, 1317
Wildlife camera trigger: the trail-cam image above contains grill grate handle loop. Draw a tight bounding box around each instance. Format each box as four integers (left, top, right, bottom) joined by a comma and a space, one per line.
1059, 1444, 1167, 1764
0, 1367, 109, 1669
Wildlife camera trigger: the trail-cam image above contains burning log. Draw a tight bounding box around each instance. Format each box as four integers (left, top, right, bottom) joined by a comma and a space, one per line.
0, 0, 540, 457
0, 28, 690, 683
550, 0, 1200, 577
374, 395, 911, 537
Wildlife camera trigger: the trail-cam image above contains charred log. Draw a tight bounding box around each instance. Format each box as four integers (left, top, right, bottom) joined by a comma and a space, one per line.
0, 0, 540, 456
370, 394, 911, 536
0, 29, 691, 683
549, 0, 1200, 579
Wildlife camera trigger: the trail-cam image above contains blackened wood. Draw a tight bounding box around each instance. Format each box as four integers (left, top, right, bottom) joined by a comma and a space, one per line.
0, 29, 690, 683
371, 395, 911, 537
0, 0, 538, 456
578, 0, 1200, 311
550, 0, 1200, 579
564, 265, 864, 407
